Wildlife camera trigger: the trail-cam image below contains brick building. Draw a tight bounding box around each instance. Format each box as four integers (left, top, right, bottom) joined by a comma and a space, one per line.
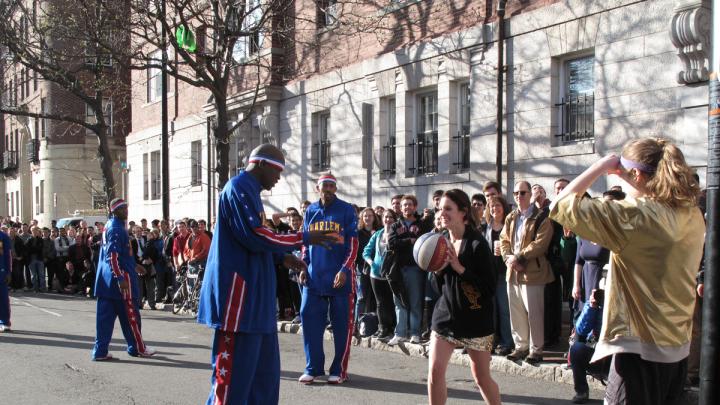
1, 0, 129, 226
127, 0, 710, 221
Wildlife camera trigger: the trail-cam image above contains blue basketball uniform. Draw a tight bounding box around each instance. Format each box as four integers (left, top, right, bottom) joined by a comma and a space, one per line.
301, 198, 358, 380
199, 171, 308, 405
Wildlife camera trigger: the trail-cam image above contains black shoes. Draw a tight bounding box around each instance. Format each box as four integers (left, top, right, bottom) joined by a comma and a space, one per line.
524, 352, 543, 365
506, 349, 529, 362
494, 346, 512, 356
572, 391, 589, 403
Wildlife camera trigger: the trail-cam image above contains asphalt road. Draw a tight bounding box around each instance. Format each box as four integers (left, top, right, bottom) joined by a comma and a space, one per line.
0, 292, 602, 405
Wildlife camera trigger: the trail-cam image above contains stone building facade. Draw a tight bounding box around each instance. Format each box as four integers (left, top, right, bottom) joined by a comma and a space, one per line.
127, 0, 710, 221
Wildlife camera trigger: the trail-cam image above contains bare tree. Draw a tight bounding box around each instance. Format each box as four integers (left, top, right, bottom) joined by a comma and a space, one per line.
125, 0, 301, 189
0, 0, 131, 203
125, 0, 406, 189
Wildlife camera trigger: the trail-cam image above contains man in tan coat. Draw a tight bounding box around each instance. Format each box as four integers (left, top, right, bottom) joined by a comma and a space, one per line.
499, 180, 554, 364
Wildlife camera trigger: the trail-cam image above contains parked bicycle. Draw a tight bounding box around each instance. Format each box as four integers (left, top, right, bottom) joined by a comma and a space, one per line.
172, 262, 204, 316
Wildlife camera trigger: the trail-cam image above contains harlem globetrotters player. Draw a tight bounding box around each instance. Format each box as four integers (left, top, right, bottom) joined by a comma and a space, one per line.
198, 144, 338, 405
297, 173, 359, 385
92, 198, 156, 360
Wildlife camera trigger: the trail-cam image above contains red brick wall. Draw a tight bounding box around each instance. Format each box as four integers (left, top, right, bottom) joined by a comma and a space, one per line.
287, 0, 558, 82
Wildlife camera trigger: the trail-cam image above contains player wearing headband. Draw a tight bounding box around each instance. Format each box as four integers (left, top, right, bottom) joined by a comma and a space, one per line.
198, 144, 337, 404
297, 172, 359, 385
92, 198, 156, 360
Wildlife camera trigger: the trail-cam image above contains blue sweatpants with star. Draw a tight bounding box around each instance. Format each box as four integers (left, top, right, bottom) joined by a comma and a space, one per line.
205, 330, 280, 405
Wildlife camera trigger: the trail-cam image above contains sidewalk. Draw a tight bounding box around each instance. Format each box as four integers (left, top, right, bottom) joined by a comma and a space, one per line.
277, 320, 700, 403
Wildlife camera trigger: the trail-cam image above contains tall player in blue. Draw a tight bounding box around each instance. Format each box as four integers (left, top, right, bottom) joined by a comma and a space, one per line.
298, 173, 359, 385
92, 198, 156, 360
198, 144, 337, 405
0, 228, 12, 332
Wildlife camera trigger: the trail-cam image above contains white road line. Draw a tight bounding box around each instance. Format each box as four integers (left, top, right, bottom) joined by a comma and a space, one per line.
11, 297, 63, 317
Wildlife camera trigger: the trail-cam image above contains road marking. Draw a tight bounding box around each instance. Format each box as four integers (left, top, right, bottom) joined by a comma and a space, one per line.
11, 297, 63, 317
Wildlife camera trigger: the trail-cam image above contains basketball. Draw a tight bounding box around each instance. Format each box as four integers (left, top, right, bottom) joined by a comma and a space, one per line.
413, 232, 450, 272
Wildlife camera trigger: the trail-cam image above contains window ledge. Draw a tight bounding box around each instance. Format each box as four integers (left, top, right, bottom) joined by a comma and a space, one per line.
376, 0, 422, 17
381, 171, 471, 188
550, 140, 595, 157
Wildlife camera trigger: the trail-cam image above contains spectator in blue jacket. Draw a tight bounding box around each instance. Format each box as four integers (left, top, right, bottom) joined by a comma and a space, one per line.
569, 288, 607, 404
362, 209, 398, 339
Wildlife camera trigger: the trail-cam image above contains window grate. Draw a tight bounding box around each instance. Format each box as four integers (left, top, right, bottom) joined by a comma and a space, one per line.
313, 139, 331, 171
452, 128, 470, 171
410, 131, 438, 175
381, 141, 396, 175
555, 93, 594, 143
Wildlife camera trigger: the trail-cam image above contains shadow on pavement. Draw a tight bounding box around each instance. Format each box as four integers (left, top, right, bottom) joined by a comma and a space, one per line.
281, 370, 476, 401
1, 332, 212, 371
7, 329, 209, 350
279, 370, 601, 404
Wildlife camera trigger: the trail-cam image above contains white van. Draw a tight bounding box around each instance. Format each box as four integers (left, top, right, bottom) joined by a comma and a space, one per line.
56, 214, 110, 229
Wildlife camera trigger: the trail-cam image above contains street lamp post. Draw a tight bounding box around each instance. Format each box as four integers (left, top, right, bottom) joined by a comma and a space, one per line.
160, 0, 170, 221
700, 2, 720, 404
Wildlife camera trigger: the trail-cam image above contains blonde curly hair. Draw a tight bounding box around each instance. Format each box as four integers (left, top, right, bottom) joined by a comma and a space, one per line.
622, 138, 700, 208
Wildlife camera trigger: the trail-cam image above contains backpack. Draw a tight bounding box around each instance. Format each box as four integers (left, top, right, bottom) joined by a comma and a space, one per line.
357, 312, 378, 337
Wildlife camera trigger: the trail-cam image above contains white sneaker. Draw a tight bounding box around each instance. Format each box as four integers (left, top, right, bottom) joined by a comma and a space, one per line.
409, 335, 421, 344
0, 325, 10, 332
327, 375, 346, 384
138, 346, 157, 357
298, 374, 315, 385
387, 335, 406, 346
93, 353, 114, 361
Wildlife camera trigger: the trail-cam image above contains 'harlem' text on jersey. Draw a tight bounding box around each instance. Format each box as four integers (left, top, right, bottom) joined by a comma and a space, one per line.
307, 221, 342, 232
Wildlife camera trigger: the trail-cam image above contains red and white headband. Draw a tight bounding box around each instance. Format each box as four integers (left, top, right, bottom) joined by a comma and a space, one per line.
317, 174, 337, 186
248, 154, 285, 171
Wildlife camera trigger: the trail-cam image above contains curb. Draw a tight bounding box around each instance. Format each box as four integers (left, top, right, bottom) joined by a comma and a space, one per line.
277, 321, 699, 403
276, 321, 604, 390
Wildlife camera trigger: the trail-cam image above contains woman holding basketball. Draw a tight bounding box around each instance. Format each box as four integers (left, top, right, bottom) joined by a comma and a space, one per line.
428, 189, 500, 405
550, 138, 704, 404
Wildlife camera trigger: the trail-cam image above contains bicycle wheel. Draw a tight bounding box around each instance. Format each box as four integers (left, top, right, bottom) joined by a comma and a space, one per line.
172, 282, 187, 315
188, 280, 202, 316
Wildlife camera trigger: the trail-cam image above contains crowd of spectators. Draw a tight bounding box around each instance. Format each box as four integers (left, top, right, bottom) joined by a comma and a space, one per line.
0, 216, 213, 310
3, 168, 706, 404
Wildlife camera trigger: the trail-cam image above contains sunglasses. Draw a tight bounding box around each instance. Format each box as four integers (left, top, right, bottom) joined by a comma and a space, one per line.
513, 190, 528, 196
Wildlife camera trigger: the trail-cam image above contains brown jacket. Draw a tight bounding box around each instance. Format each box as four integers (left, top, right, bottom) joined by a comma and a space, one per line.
499, 205, 554, 285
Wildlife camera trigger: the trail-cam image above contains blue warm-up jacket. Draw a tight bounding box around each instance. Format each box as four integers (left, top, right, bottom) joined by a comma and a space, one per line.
94, 217, 140, 300
303, 198, 358, 296
198, 171, 307, 334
